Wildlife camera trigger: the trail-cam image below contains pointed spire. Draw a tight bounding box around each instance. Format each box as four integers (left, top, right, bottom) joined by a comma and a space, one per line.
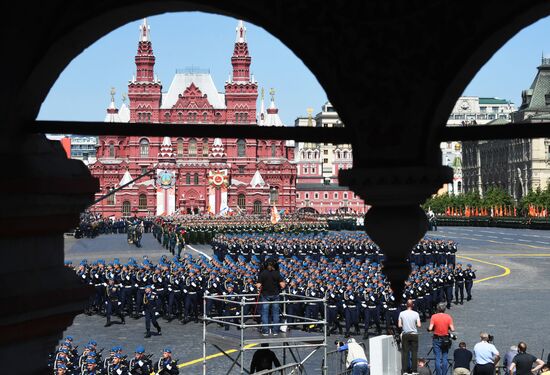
267, 88, 278, 114
161, 136, 172, 147
236, 20, 246, 43
109, 87, 117, 109
139, 18, 151, 42
259, 87, 266, 124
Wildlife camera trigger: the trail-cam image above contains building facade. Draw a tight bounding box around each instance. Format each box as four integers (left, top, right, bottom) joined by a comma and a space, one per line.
294, 103, 366, 214
70, 136, 98, 163
443, 96, 515, 195
89, 19, 296, 217
462, 57, 550, 200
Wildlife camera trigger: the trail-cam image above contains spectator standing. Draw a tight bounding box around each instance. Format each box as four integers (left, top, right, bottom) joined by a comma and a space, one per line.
428, 302, 455, 375
509, 342, 544, 375
256, 258, 286, 336
453, 342, 472, 375
473, 332, 500, 375
503, 345, 518, 375
398, 299, 421, 374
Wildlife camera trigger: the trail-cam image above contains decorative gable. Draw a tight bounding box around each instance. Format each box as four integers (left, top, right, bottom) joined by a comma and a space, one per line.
172, 82, 214, 110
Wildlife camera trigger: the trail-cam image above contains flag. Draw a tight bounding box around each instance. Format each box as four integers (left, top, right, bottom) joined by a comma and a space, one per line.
271, 204, 281, 224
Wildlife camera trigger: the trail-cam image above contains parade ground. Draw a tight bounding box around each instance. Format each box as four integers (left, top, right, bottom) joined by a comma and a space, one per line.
62, 226, 550, 373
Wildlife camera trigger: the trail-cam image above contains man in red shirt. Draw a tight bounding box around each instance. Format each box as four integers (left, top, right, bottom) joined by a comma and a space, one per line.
428, 302, 455, 375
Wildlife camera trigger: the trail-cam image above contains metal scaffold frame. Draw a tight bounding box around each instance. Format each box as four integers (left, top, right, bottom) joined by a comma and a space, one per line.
202, 292, 328, 375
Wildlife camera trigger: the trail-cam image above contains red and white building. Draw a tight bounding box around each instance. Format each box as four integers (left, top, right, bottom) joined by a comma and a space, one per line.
90, 19, 297, 217
294, 103, 367, 214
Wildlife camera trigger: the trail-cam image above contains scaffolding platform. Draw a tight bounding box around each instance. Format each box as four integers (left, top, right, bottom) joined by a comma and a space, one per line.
202, 293, 328, 375
206, 327, 325, 347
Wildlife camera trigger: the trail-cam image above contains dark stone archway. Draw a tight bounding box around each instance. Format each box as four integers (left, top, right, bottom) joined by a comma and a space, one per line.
4, 1, 550, 371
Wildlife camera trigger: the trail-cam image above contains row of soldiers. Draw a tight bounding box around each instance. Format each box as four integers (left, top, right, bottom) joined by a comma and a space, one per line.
152, 215, 329, 246
210, 232, 458, 266
72, 240, 473, 341
49, 337, 178, 374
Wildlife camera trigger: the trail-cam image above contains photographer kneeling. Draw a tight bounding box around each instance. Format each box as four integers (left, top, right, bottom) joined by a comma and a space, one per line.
473, 333, 500, 375
337, 338, 370, 375
428, 303, 455, 375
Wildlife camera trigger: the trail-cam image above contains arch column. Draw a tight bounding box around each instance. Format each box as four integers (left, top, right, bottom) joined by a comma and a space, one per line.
340, 166, 452, 300
0, 134, 98, 372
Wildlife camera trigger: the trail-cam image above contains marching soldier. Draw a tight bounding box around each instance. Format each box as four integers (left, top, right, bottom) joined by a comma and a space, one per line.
128, 346, 153, 375
153, 348, 179, 375
143, 285, 162, 338
105, 279, 125, 327
464, 263, 476, 301
453, 263, 465, 304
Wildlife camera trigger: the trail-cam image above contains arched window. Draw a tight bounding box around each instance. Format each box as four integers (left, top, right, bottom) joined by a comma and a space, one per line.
253, 200, 262, 214
122, 201, 131, 216
337, 151, 341, 159
194, 173, 199, 185
202, 138, 209, 156
146, 113, 151, 122
202, 112, 207, 122
186, 173, 191, 185
178, 112, 183, 123
177, 138, 183, 157
138, 194, 147, 209
237, 139, 246, 157
343, 151, 348, 159
106, 189, 115, 205
270, 187, 279, 204
238, 194, 246, 210
189, 138, 197, 156
164, 112, 170, 123
139, 139, 149, 157
271, 143, 277, 157
109, 143, 115, 157
307, 151, 312, 159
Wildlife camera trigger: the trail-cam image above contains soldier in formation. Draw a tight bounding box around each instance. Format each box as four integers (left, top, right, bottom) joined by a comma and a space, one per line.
49, 342, 167, 375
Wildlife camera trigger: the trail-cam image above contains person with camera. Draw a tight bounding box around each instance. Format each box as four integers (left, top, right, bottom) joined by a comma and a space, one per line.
256, 258, 285, 336
398, 299, 421, 375
508, 341, 544, 375
472, 332, 500, 375
336, 338, 370, 375
428, 302, 455, 375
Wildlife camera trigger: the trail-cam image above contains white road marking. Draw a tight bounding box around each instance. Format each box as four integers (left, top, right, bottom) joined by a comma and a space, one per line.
518, 239, 530, 242
187, 245, 212, 260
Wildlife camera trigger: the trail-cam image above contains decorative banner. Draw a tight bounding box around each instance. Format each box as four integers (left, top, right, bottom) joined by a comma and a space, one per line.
156, 170, 176, 190
208, 169, 229, 188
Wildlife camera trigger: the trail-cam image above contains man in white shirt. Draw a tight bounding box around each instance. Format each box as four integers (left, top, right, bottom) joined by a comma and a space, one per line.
398, 299, 421, 374
473, 332, 500, 375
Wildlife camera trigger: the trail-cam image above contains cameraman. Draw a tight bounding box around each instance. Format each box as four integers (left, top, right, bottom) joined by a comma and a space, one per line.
337, 338, 370, 375
472, 332, 500, 375
428, 302, 455, 375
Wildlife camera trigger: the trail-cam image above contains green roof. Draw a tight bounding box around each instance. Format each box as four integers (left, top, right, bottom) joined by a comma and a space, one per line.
478, 97, 510, 105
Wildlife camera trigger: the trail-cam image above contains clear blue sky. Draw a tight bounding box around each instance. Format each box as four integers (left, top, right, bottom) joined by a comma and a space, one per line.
463, 15, 550, 105
39, 12, 550, 123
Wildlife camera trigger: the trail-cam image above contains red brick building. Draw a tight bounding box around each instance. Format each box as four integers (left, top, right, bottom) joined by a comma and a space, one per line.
89, 19, 296, 217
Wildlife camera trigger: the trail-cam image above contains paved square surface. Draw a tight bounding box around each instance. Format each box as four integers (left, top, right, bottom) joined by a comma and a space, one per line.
61, 227, 550, 373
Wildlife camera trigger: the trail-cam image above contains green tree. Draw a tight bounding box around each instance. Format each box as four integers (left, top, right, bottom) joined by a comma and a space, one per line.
482, 186, 513, 208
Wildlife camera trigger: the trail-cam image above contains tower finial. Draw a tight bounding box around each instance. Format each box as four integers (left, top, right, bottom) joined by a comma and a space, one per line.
110, 87, 116, 103
261, 87, 265, 100
236, 20, 246, 43
140, 18, 151, 42
269, 88, 275, 102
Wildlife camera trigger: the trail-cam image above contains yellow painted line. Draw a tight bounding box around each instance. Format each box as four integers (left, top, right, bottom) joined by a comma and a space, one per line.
457, 255, 510, 284
177, 343, 257, 368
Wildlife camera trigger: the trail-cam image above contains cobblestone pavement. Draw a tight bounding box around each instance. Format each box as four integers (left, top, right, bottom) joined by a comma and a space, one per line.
61, 227, 550, 373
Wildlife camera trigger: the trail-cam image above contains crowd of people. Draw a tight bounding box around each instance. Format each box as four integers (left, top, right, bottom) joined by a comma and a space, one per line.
49, 338, 179, 374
